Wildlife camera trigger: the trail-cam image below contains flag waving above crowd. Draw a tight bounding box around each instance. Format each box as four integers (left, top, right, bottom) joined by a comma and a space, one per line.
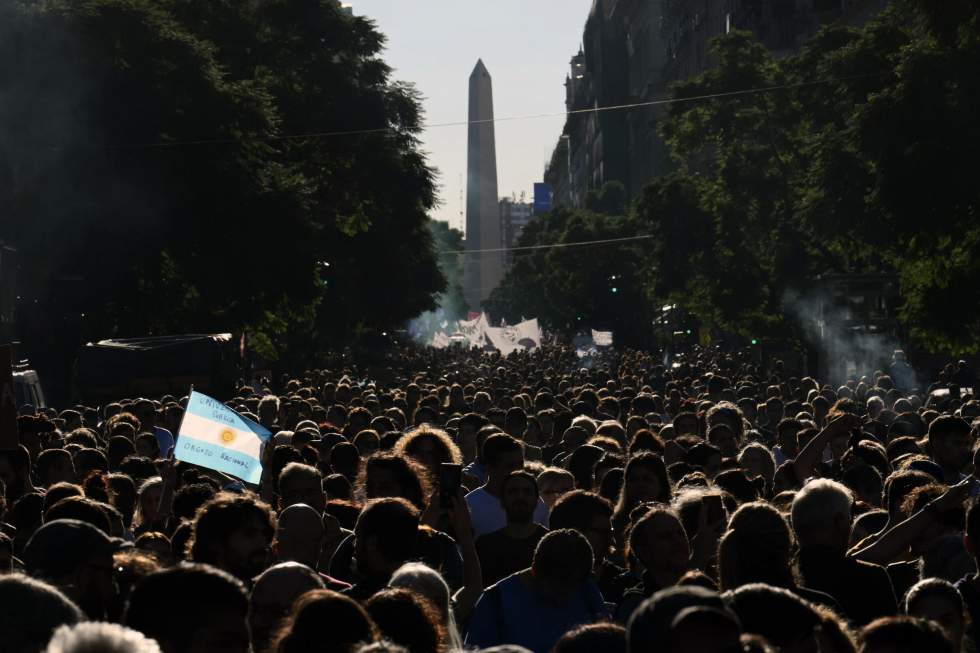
175, 390, 271, 484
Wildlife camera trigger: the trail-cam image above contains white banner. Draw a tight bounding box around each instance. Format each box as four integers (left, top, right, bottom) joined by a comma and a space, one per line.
457, 313, 489, 348
484, 318, 542, 356
592, 330, 613, 347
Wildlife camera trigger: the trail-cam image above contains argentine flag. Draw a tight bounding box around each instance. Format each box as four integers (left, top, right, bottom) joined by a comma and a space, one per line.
175, 391, 271, 484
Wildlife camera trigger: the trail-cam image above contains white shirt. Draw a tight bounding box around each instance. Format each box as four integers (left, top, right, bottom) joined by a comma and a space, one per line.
465, 486, 550, 538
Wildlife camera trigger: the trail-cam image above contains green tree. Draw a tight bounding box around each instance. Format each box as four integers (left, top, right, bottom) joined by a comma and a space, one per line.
0, 0, 444, 371
639, 1, 980, 353
486, 196, 650, 345
428, 220, 468, 319
845, 1, 980, 352
650, 30, 810, 336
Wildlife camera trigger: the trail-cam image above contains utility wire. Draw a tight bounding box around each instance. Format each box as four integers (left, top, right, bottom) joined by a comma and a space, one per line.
443, 234, 654, 255
103, 72, 881, 150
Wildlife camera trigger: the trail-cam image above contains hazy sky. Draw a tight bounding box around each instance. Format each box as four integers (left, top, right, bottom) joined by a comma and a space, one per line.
353, 0, 595, 231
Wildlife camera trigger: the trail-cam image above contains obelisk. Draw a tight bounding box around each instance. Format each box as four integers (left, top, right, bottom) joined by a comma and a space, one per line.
464, 59, 502, 310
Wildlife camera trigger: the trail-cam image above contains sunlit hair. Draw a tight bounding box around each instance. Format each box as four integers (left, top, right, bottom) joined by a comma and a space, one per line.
47, 621, 161, 653
394, 425, 462, 468
389, 562, 462, 651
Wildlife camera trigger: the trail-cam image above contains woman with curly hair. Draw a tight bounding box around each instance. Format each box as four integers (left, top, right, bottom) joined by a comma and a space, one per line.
359, 453, 430, 510
394, 426, 462, 480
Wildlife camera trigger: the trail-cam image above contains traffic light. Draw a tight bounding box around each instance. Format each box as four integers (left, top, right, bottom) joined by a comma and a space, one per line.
751, 338, 758, 345
611, 287, 619, 294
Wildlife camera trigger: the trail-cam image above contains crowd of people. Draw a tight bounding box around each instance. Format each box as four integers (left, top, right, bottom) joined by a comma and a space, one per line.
2, 343, 980, 653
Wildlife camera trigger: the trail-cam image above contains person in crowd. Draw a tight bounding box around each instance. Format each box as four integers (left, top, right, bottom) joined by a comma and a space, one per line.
625, 585, 729, 653
393, 426, 462, 481
611, 452, 672, 549
22, 519, 117, 620
389, 562, 464, 651
475, 470, 548, 586
718, 501, 840, 608
7, 340, 980, 653
0, 574, 83, 653
36, 450, 75, 489
272, 589, 378, 653
927, 417, 973, 484
536, 467, 575, 512
186, 493, 276, 583
465, 434, 548, 537
0, 446, 36, 503
728, 583, 856, 653
346, 498, 420, 600
247, 562, 324, 653
552, 622, 626, 653
860, 616, 954, 653
125, 564, 250, 653
668, 605, 744, 653
904, 578, 967, 653
272, 504, 323, 570
548, 490, 627, 603
361, 453, 428, 510
465, 529, 609, 653
365, 588, 445, 652
44, 622, 161, 653
615, 506, 716, 621
277, 463, 326, 513
791, 479, 898, 624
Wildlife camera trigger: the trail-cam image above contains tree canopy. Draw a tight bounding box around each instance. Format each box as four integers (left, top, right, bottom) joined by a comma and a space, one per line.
490, 0, 980, 354
1, 0, 444, 369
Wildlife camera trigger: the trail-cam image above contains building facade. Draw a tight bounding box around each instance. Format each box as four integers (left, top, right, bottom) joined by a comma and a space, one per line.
499, 198, 534, 266
544, 0, 891, 209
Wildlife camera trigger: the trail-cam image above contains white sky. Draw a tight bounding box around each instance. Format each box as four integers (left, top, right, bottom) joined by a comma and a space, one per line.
352, 0, 595, 232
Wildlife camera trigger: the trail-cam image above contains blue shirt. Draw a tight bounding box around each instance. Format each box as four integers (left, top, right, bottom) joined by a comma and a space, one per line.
465, 573, 609, 653
154, 426, 175, 457
463, 459, 487, 485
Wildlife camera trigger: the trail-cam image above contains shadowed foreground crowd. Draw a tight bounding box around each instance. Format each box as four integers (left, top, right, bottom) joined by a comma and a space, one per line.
2, 345, 980, 653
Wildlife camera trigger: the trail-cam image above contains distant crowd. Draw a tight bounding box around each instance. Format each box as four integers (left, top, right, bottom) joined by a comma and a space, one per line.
2, 344, 980, 653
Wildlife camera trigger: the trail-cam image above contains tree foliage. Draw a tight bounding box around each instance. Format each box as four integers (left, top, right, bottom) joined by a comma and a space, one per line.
490, 0, 980, 353
487, 185, 651, 345
0, 0, 443, 369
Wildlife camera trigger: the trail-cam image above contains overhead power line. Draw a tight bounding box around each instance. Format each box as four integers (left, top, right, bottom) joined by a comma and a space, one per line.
444, 234, 654, 256
102, 72, 882, 150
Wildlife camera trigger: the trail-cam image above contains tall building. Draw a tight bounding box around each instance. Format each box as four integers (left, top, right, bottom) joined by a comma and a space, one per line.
544, 2, 630, 210
545, 0, 891, 209
464, 60, 503, 310
0, 242, 16, 342
499, 198, 534, 266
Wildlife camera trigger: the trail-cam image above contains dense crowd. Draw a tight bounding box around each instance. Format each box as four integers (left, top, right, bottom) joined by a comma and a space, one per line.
2, 344, 980, 653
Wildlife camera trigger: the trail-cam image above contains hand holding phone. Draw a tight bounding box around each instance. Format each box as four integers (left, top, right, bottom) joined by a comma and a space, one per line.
701, 493, 726, 528
439, 463, 462, 509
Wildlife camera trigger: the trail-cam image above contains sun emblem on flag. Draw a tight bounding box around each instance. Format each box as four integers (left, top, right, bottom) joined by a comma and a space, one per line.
220, 429, 236, 444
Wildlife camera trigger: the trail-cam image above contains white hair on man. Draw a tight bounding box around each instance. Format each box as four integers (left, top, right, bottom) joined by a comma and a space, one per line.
257, 395, 281, 413
867, 395, 885, 418
570, 415, 597, 435
790, 479, 854, 548
45, 622, 161, 653
354, 643, 410, 653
